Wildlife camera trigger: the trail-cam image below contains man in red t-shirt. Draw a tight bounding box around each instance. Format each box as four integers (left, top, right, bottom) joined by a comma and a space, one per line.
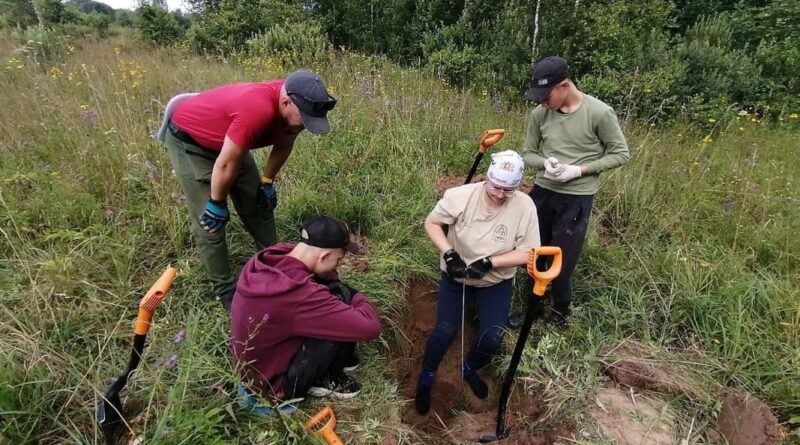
162, 70, 336, 310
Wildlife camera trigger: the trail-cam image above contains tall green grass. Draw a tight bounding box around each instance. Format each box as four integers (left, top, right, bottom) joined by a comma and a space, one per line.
1, 31, 798, 443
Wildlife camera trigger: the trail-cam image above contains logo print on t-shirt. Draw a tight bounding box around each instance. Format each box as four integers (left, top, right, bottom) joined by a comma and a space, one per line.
492, 224, 508, 243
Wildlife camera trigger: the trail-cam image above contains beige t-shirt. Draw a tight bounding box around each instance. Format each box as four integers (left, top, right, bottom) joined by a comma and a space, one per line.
429, 182, 541, 287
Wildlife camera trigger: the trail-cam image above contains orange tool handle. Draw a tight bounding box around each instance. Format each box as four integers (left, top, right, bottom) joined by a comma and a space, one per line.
478, 129, 505, 153
133, 266, 177, 335
527, 247, 563, 297
305, 406, 344, 445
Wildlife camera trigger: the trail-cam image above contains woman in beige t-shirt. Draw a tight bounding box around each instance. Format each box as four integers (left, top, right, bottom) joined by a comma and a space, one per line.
415, 151, 541, 415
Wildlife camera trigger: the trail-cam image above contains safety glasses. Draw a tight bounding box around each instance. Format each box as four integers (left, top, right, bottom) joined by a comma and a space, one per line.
288, 92, 337, 113
485, 180, 517, 197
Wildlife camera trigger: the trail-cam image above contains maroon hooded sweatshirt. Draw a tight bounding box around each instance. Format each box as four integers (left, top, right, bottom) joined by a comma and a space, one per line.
230, 242, 381, 399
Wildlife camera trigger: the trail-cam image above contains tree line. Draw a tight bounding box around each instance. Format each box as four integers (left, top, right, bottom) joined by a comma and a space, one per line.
4, 0, 798, 123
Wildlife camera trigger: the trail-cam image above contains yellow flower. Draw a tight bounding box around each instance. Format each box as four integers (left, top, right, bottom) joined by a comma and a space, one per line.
738, 127, 744, 131
80, 104, 90, 110
708, 118, 716, 123
790, 113, 799, 119
702, 135, 713, 143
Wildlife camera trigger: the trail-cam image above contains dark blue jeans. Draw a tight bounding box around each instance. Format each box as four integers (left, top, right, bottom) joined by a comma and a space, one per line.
528, 186, 594, 317
422, 274, 514, 373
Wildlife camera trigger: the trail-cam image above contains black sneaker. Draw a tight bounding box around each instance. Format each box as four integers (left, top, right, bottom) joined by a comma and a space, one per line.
343, 353, 359, 372
465, 373, 488, 399
307, 374, 361, 399
548, 309, 571, 330
508, 308, 545, 329
415, 383, 432, 415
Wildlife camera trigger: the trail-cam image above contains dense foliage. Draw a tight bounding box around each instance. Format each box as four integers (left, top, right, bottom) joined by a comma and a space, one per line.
2, 0, 797, 122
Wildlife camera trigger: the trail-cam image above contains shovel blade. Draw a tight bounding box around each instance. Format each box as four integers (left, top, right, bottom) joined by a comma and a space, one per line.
97, 388, 124, 445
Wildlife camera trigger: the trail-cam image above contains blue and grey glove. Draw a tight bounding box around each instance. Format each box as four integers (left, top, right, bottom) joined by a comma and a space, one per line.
200, 199, 229, 234
258, 177, 278, 209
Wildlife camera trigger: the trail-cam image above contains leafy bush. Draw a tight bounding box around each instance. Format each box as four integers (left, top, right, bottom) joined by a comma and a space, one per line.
11, 25, 70, 66
187, 0, 310, 54
246, 21, 330, 69
136, 4, 185, 46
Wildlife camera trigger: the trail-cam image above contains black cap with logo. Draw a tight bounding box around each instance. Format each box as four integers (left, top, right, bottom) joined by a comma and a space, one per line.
300, 216, 361, 254
285, 70, 337, 134
525, 56, 570, 103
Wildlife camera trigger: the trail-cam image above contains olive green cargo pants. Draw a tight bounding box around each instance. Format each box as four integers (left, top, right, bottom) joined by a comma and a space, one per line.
165, 130, 276, 305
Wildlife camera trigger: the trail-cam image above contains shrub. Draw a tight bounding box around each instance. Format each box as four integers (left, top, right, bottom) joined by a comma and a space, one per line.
246, 21, 330, 69
11, 25, 69, 66
136, 4, 185, 46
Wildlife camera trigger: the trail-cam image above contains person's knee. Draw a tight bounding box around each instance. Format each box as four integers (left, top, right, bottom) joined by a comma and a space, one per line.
476, 326, 505, 354
430, 320, 458, 343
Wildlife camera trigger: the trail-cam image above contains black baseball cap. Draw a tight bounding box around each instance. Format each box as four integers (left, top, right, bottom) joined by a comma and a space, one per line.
525, 56, 569, 102
300, 216, 361, 254
285, 70, 336, 135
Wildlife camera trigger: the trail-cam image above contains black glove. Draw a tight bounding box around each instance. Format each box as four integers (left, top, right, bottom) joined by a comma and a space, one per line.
327, 279, 359, 305
443, 249, 467, 278
466, 257, 493, 279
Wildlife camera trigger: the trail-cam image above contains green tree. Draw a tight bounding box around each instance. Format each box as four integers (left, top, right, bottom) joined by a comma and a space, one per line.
136, 4, 185, 45
33, 0, 65, 26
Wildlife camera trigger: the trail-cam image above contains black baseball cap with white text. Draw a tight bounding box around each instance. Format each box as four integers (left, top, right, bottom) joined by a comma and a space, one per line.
525, 56, 570, 103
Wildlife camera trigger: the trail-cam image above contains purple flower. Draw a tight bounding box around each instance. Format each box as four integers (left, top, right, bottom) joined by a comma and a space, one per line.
80, 109, 99, 124
173, 329, 186, 344
164, 354, 179, 368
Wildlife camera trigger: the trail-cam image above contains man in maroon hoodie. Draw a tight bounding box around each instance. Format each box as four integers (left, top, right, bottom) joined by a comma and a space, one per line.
231, 216, 381, 401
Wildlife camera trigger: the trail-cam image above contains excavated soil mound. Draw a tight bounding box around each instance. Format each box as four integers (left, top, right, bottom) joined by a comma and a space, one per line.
389, 281, 570, 444
588, 386, 677, 445
598, 341, 695, 396
716, 391, 782, 445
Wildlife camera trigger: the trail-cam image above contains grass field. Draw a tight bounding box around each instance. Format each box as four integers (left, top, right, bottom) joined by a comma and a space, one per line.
1, 31, 798, 444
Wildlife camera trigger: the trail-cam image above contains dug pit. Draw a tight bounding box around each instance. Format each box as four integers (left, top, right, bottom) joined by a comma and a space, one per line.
388, 280, 571, 444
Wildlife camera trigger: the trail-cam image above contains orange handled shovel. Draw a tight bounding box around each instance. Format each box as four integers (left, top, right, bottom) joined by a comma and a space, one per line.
479, 247, 562, 443
305, 406, 344, 445
464, 129, 505, 184
98, 266, 177, 445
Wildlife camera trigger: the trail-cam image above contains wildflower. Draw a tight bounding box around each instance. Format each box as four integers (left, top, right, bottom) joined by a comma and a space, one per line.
790, 113, 799, 119
702, 135, 712, 144
173, 329, 186, 344
50, 67, 62, 78
80, 104, 90, 110
738, 127, 744, 131
708, 118, 716, 123
164, 354, 179, 368
644, 88, 652, 93
738, 110, 749, 116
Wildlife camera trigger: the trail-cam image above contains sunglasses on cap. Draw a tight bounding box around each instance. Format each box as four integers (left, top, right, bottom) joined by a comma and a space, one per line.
288, 92, 337, 113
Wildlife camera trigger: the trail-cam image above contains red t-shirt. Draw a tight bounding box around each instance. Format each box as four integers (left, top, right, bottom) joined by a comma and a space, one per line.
171, 80, 289, 151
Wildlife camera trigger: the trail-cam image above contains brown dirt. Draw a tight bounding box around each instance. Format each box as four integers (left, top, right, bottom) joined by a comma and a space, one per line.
339, 235, 370, 273
588, 386, 677, 445
436, 175, 533, 198
716, 390, 782, 445
598, 341, 695, 396
388, 280, 571, 444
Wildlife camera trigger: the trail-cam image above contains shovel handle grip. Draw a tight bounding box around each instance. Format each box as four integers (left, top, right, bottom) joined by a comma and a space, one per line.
478, 129, 505, 153
134, 266, 177, 335
527, 247, 562, 297
305, 406, 343, 445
